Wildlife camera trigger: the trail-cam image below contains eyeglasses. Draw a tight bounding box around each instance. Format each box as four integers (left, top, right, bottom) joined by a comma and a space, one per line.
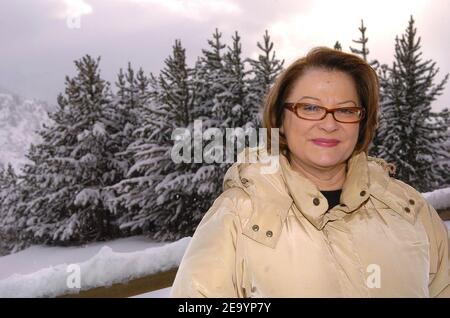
284, 102, 365, 123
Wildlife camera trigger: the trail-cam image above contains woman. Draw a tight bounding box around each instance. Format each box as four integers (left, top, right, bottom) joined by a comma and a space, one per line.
170, 47, 449, 297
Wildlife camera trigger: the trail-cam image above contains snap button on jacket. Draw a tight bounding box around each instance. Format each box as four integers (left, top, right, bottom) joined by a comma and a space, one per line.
170, 148, 450, 298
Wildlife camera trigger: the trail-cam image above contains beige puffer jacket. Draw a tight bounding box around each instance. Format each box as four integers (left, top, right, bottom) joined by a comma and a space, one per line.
170, 148, 450, 297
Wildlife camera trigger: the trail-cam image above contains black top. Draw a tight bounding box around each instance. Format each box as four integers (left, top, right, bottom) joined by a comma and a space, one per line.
320, 189, 342, 211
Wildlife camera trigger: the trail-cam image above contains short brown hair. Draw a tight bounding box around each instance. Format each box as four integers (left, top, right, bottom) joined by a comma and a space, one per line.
262, 46, 379, 157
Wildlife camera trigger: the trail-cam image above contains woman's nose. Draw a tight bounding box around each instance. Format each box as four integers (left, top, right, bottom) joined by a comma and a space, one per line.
319, 112, 339, 131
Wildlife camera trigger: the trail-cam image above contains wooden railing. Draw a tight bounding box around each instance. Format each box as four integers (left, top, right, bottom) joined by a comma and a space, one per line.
60, 268, 178, 298
438, 208, 450, 221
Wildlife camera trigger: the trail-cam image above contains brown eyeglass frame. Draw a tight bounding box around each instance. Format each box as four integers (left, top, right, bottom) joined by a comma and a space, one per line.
284, 103, 366, 123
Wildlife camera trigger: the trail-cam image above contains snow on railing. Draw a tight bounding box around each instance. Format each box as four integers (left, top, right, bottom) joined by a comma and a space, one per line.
423, 187, 450, 211
0, 237, 191, 298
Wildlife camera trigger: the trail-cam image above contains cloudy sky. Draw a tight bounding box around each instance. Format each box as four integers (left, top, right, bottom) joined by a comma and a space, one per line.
1, 0, 449, 111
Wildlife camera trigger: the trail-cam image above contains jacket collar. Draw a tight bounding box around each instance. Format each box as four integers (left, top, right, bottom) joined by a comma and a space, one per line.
279, 151, 370, 230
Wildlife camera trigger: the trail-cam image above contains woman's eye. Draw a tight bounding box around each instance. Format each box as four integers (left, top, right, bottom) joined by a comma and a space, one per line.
302, 104, 320, 112
337, 108, 355, 114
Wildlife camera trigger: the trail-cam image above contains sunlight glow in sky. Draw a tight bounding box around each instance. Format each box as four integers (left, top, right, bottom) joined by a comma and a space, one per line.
62, 0, 93, 18
269, 0, 428, 63
124, 0, 241, 21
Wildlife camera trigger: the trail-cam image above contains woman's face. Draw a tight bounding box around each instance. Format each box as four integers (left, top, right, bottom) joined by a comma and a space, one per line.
282, 68, 360, 170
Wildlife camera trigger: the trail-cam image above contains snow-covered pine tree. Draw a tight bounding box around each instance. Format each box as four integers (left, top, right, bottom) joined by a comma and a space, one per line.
216, 31, 249, 128
188, 29, 233, 225
106, 97, 159, 236
17, 96, 82, 245
370, 63, 401, 158
247, 30, 284, 128
104, 63, 153, 229
192, 30, 251, 212
148, 39, 208, 240
0, 164, 17, 212
0, 163, 24, 254
111, 40, 201, 241
215, 30, 261, 172
12, 143, 50, 248
194, 28, 226, 122
18, 55, 125, 245
374, 16, 449, 192
191, 28, 226, 139
429, 108, 450, 189
114, 63, 148, 144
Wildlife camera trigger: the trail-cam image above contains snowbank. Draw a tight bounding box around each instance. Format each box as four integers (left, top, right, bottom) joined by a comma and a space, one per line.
0, 236, 166, 280
0, 237, 191, 298
423, 187, 450, 210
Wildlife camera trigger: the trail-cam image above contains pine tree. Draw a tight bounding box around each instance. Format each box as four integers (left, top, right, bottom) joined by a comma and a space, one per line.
437, 122, 450, 188
350, 19, 380, 69
193, 29, 229, 186
0, 164, 24, 254
373, 16, 449, 192
355, 18, 388, 157
193, 30, 254, 213
114, 63, 148, 139
429, 109, 450, 189
18, 55, 124, 245
247, 30, 284, 128
191, 28, 226, 132
111, 40, 200, 241
151, 40, 205, 240
188, 30, 235, 230
104, 63, 153, 230
369, 64, 398, 157
0, 165, 18, 210
13, 143, 49, 247
214, 31, 248, 128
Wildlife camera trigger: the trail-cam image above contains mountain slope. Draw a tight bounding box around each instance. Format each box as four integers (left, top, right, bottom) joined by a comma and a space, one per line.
0, 90, 54, 173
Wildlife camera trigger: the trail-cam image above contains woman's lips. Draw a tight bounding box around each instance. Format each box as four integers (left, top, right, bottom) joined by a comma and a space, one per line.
311, 138, 340, 147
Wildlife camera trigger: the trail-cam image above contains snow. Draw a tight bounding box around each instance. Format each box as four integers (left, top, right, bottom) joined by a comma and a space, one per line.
93, 121, 106, 137
76, 129, 90, 141
74, 188, 100, 206
0, 236, 191, 298
0, 236, 163, 280
423, 187, 450, 210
